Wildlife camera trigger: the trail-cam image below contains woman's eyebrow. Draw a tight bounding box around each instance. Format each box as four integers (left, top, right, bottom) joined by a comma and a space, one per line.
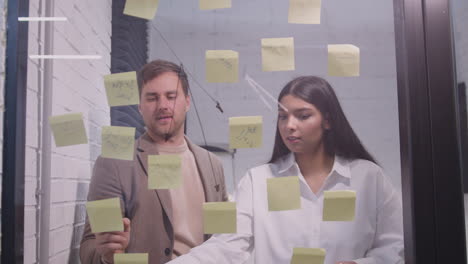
281, 107, 313, 113
294, 108, 313, 112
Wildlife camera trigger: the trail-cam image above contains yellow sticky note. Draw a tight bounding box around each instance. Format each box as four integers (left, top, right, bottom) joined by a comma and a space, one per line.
291, 248, 326, 264
328, 44, 360, 77
124, 0, 159, 20
114, 253, 148, 264
288, 0, 321, 24
101, 126, 136, 161
104, 71, 140, 107
267, 176, 301, 211
86, 197, 123, 233
200, 0, 231, 10
203, 202, 237, 234
49, 113, 88, 147
261, 37, 295, 72
229, 116, 262, 149
148, 155, 182, 189
206, 50, 239, 83
322, 190, 356, 221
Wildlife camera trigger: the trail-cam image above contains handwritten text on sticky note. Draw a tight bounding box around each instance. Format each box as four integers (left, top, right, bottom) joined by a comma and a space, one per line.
322, 190, 356, 221
206, 50, 239, 83
289, 0, 321, 24
49, 113, 88, 147
101, 126, 135, 161
229, 116, 262, 149
200, 0, 231, 10
203, 202, 237, 234
86, 197, 123, 233
291, 248, 326, 264
267, 176, 301, 211
104, 71, 140, 107
148, 154, 182, 189
124, 0, 159, 20
328, 44, 360, 77
261, 37, 295, 72
114, 253, 148, 264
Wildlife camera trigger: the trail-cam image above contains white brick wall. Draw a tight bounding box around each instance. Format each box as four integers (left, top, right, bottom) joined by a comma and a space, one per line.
24, 0, 43, 262
25, 0, 111, 263
149, 0, 402, 194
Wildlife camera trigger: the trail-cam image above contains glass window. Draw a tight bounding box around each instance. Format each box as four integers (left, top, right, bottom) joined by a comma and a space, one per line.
20, 0, 408, 263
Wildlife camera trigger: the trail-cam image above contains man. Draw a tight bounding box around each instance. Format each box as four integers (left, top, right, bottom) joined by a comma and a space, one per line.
80, 60, 228, 264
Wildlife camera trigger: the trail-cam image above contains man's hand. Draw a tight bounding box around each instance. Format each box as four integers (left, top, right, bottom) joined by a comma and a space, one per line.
96, 218, 131, 264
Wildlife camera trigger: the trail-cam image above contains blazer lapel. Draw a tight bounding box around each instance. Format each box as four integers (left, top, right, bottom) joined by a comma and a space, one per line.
136, 133, 174, 226
186, 137, 220, 202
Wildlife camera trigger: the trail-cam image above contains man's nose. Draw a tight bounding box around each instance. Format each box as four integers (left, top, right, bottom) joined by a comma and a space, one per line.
157, 98, 171, 111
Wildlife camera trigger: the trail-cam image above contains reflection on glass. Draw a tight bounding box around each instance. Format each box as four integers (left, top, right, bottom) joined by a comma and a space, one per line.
21, 0, 404, 263
451, 0, 468, 258
0, 0, 7, 255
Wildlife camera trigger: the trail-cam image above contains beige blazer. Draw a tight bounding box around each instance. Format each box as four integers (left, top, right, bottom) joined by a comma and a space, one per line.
80, 133, 227, 264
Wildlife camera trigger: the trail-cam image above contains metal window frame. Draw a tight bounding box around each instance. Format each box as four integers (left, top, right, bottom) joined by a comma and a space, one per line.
394, 0, 467, 263
1, 0, 30, 263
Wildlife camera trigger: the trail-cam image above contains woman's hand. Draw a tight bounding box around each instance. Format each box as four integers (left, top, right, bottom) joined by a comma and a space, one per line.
335, 262, 357, 264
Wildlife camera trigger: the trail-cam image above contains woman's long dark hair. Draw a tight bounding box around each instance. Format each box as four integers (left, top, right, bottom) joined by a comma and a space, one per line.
269, 76, 377, 164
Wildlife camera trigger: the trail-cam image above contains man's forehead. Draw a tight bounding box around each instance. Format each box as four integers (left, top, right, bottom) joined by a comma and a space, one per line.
143, 88, 177, 95
143, 81, 180, 94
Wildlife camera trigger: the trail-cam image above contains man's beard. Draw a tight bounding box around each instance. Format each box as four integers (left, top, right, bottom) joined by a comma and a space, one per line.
148, 122, 179, 141
164, 132, 173, 141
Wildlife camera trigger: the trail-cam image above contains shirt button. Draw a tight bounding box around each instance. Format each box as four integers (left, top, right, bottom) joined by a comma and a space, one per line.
164, 248, 171, 256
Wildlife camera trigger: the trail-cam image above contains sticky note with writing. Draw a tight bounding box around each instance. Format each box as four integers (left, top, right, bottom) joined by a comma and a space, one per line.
288, 0, 321, 24
267, 176, 301, 211
101, 126, 135, 161
206, 50, 239, 83
124, 0, 159, 20
104, 71, 140, 107
229, 116, 262, 149
114, 253, 148, 264
86, 197, 123, 233
322, 190, 356, 221
200, 0, 231, 10
261, 37, 295, 72
203, 202, 237, 234
328, 44, 360, 77
49, 113, 88, 147
291, 248, 326, 264
148, 154, 182, 189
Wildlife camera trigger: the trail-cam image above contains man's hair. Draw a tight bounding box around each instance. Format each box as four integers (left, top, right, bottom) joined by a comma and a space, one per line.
137, 59, 189, 96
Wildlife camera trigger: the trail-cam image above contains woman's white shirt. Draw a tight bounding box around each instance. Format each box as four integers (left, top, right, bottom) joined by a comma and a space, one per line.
168, 153, 404, 264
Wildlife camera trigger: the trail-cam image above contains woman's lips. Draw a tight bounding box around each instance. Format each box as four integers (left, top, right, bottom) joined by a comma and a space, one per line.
286, 136, 301, 143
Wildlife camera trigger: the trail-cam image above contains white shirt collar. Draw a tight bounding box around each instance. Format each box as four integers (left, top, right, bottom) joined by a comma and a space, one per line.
276, 152, 351, 179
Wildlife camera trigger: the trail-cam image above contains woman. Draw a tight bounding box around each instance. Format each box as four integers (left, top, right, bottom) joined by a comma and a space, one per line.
169, 76, 404, 264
